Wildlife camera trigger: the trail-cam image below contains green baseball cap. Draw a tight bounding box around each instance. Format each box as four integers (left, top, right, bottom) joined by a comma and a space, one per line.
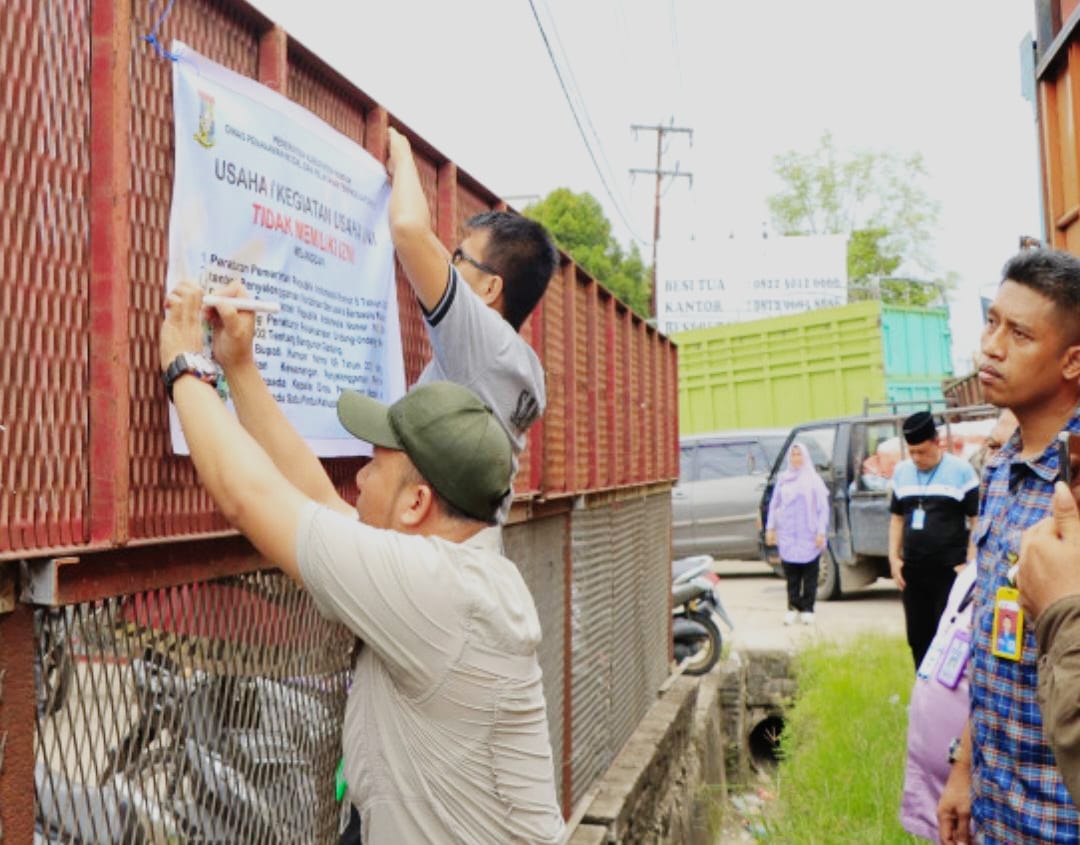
336, 381, 512, 522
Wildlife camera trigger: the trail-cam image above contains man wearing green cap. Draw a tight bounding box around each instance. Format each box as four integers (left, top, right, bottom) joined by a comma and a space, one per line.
159, 282, 564, 844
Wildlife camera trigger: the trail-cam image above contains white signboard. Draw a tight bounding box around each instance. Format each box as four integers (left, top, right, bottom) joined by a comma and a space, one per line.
166, 41, 404, 457
657, 235, 848, 335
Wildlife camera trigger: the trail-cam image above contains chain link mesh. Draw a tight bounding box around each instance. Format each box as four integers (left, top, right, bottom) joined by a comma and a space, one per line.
32, 571, 352, 844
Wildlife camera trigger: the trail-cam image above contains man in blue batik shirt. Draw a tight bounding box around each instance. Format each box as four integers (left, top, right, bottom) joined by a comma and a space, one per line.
938, 249, 1080, 845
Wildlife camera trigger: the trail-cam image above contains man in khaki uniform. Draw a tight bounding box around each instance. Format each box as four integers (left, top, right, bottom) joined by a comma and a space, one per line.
158, 281, 564, 844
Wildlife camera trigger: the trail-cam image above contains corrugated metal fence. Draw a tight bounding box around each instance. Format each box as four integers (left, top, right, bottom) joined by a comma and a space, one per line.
0, 1, 678, 840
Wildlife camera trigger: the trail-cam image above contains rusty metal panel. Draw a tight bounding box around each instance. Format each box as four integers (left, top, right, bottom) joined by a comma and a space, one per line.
626, 315, 638, 485
393, 151, 439, 386
127, 1, 261, 540
1039, 40, 1080, 248
519, 306, 545, 495
503, 513, 567, 809
663, 337, 677, 479
0, 0, 90, 555
646, 331, 659, 481
607, 494, 670, 769
642, 491, 673, 692
0, 0, 676, 560
631, 324, 645, 484
568, 504, 613, 802
1, 605, 38, 841
584, 283, 599, 490
456, 187, 493, 242
573, 278, 590, 491
543, 270, 568, 493
607, 500, 645, 751
616, 308, 631, 486
568, 491, 671, 805
671, 344, 680, 477
285, 50, 366, 145
595, 294, 611, 488
394, 266, 432, 387
32, 570, 352, 843
1064, 0, 1080, 32
1054, 51, 1079, 244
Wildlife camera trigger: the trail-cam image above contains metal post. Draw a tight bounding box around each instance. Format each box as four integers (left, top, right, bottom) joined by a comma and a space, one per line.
630, 123, 693, 317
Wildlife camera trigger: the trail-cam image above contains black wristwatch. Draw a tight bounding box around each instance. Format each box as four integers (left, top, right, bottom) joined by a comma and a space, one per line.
162, 352, 221, 401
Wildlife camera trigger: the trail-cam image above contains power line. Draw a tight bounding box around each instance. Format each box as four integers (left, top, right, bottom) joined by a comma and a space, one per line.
537, 0, 608, 170
525, 0, 647, 244
535, 0, 641, 230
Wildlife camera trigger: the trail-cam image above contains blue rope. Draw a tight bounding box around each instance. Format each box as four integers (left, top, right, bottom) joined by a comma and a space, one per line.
143, 0, 179, 61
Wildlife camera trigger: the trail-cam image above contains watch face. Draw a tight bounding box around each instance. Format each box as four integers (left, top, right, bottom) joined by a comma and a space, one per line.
182, 352, 218, 375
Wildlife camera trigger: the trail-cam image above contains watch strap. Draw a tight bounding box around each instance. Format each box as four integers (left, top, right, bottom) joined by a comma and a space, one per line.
162, 354, 219, 401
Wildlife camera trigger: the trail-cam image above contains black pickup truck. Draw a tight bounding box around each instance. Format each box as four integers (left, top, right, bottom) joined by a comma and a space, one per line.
758, 404, 999, 600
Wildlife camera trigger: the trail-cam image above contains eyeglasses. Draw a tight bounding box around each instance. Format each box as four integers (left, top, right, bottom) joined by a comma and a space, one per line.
451, 246, 500, 276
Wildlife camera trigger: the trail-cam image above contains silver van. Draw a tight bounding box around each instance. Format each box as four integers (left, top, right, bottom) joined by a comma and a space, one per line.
674, 428, 790, 561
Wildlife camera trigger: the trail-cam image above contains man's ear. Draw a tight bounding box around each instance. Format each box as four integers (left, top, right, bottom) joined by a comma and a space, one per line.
398, 481, 436, 528
478, 273, 504, 308
1063, 343, 1080, 381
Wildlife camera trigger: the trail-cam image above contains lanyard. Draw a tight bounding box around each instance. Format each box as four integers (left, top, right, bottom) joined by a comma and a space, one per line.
916, 460, 942, 490
916, 459, 942, 508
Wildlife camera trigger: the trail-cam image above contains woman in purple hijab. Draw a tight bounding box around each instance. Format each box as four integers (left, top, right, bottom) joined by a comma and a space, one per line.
765, 442, 830, 625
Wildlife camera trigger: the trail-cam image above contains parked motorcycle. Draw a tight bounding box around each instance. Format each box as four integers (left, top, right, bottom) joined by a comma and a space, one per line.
36, 649, 332, 844
672, 556, 733, 676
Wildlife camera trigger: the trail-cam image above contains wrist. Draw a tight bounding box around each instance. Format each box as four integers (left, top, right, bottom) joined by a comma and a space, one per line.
162, 351, 220, 401
947, 736, 971, 769
220, 356, 257, 379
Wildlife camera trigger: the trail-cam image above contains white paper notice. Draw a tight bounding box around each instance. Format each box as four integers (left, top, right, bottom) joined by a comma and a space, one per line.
166, 41, 404, 457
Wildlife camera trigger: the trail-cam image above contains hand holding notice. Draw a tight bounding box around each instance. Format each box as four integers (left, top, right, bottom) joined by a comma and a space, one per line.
386, 127, 412, 181
206, 280, 257, 371
160, 282, 206, 369
1017, 482, 1080, 620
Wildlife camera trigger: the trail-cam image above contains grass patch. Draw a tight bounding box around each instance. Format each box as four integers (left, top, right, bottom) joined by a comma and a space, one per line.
762, 634, 920, 845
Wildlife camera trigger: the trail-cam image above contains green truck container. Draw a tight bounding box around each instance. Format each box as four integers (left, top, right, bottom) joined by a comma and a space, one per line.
674, 301, 953, 433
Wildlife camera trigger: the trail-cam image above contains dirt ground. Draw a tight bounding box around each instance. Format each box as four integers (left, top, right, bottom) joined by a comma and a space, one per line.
712, 558, 907, 652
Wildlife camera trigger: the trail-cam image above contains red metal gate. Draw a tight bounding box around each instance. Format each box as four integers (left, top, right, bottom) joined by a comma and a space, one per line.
0, 0, 680, 838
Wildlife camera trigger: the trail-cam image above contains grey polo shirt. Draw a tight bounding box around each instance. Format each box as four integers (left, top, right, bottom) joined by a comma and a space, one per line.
416, 266, 546, 523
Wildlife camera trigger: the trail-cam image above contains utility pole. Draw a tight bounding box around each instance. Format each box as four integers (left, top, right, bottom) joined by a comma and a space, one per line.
631, 122, 693, 317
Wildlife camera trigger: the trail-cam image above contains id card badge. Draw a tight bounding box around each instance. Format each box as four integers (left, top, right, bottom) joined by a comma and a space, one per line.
991, 586, 1024, 661
917, 632, 948, 681
911, 507, 926, 531
935, 629, 971, 688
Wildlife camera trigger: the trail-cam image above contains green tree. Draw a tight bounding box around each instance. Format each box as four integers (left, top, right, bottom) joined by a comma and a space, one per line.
768, 132, 951, 306
524, 188, 652, 317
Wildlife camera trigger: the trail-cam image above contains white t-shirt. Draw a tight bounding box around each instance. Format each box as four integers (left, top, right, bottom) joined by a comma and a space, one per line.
416, 267, 546, 523
296, 502, 564, 844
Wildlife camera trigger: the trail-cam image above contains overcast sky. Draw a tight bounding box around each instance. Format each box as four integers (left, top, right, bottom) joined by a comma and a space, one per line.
246, 0, 1042, 373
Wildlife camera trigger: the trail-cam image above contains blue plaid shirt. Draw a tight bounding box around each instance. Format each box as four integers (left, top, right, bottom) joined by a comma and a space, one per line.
970, 408, 1080, 843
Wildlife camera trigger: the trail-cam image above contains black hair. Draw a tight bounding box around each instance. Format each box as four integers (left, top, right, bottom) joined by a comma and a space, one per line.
1001, 248, 1080, 345
465, 211, 558, 330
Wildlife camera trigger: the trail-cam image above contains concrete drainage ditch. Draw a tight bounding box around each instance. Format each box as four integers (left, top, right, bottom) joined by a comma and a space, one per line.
716, 649, 795, 788
567, 648, 796, 845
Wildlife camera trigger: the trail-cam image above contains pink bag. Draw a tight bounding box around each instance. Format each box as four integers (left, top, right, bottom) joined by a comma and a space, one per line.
900, 563, 976, 842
